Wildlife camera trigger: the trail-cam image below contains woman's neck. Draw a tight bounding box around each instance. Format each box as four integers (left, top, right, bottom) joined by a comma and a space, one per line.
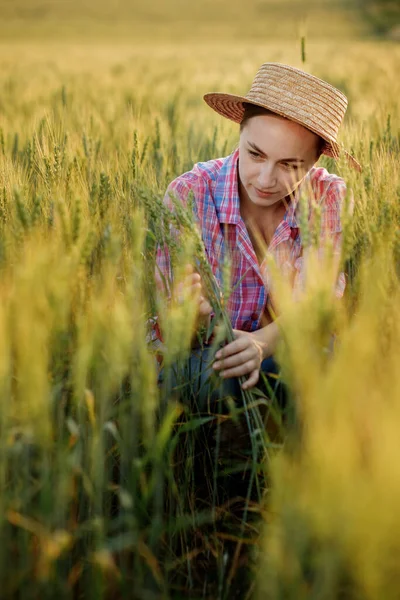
238, 181, 289, 251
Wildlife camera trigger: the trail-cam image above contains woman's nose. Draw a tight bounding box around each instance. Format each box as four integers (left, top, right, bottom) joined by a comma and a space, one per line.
257, 164, 277, 190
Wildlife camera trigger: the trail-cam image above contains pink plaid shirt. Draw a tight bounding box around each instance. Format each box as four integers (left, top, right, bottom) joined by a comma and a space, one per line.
153, 147, 347, 341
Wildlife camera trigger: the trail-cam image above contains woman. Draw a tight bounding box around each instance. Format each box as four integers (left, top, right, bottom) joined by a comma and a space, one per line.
153, 62, 359, 408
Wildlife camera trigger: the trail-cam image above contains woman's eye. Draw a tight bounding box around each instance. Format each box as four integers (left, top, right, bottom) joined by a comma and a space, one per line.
248, 150, 260, 158
282, 163, 299, 170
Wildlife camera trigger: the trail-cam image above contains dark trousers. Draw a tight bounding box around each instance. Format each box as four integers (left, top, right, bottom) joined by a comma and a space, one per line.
158, 348, 290, 596
159, 346, 287, 414
159, 346, 289, 507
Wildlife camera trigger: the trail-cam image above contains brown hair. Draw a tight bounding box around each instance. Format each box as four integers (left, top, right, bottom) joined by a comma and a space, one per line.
239, 102, 326, 157
239, 103, 276, 132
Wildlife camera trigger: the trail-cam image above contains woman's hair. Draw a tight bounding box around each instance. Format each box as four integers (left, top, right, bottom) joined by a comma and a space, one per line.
239, 103, 276, 132
239, 102, 326, 157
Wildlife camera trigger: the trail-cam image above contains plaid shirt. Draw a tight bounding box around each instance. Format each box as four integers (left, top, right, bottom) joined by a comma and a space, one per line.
153, 147, 347, 341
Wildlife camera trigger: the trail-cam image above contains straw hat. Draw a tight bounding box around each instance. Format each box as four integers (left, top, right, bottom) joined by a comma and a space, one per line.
203, 62, 361, 171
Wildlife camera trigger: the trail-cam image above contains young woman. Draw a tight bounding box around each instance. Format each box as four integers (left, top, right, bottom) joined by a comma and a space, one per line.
153, 62, 359, 407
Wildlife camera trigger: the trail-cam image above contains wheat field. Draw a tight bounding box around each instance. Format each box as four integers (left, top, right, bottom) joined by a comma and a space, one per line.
0, 0, 399, 597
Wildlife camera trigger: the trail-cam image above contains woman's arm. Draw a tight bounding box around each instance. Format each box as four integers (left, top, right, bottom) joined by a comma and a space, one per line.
291, 177, 352, 300
251, 319, 281, 359
150, 177, 212, 349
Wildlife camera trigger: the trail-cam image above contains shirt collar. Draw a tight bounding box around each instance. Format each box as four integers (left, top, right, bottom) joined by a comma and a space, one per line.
284, 172, 313, 230
283, 190, 300, 229
214, 146, 306, 229
214, 147, 241, 224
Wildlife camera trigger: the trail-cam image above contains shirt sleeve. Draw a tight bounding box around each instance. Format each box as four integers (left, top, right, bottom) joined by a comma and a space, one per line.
155, 176, 197, 297
149, 175, 198, 347
293, 176, 352, 299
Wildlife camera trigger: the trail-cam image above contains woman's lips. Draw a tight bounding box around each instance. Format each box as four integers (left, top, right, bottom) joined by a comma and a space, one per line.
254, 186, 276, 198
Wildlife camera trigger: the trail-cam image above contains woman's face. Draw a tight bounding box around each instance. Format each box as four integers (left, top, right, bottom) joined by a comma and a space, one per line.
238, 113, 321, 209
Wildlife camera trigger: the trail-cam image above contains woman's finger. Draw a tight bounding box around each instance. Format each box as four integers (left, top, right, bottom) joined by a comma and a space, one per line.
213, 348, 254, 371
184, 273, 201, 289
232, 329, 250, 340
185, 263, 194, 275
199, 297, 213, 316
241, 370, 259, 390
219, 359, 258, 379
215, 336, 249, 360
185, 274, 212, 307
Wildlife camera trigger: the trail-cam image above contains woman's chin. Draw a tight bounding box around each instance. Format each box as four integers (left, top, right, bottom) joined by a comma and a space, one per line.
250, 191, 282, 207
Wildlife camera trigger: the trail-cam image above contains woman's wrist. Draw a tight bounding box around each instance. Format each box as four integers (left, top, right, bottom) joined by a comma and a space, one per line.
252, 320, 280, 360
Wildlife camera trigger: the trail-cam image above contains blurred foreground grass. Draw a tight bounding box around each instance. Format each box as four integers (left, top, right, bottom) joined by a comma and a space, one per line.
0, 35, 399, 598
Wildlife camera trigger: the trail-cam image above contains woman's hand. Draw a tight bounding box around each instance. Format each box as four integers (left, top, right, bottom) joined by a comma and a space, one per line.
174, 264, 213, 344
212, 329, 265, 390
189, 271, 213, 322
212, 322, 280, 390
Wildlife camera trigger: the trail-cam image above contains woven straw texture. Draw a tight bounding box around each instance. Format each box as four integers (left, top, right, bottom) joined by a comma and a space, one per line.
203, 63, 360, 171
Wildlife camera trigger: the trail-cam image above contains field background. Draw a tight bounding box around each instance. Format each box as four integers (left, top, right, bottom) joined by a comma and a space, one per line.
0, 0, 371, 39
0, 1, 400, 599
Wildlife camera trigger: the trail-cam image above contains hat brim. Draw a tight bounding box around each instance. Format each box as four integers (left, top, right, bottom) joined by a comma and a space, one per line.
203, 92, 362, 172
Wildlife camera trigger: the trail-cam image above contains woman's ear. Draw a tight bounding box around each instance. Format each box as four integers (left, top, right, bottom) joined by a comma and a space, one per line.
315, 137, 326, 162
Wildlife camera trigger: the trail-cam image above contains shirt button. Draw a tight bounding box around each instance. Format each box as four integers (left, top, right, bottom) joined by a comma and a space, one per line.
251, 312, 258, 321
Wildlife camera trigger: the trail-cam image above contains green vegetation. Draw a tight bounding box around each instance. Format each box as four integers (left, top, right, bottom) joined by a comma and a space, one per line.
361, 0, 400, 35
